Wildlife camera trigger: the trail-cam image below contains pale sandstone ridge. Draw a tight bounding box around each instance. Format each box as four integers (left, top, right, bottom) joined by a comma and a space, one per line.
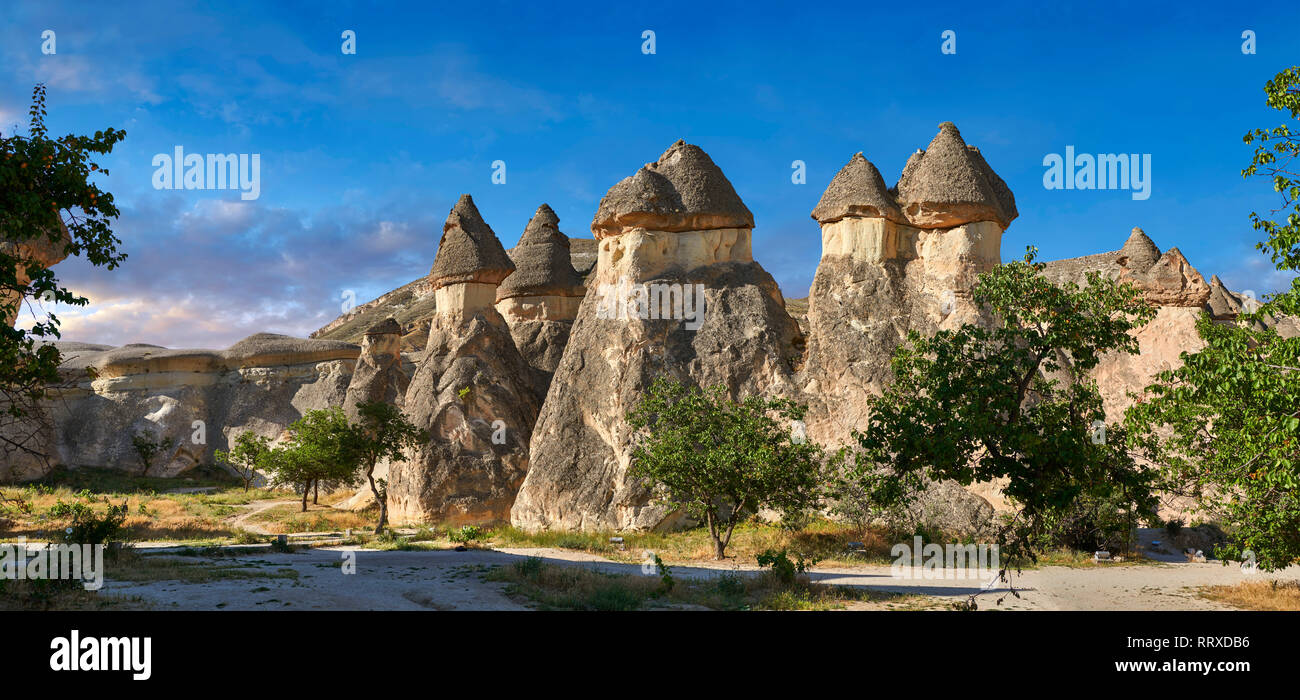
511, 141, 801, 532
496, 204, 586, 394
1, 335, 361, 482
1043, 228, 1271, 422
386, 196, 540, 526
1041, 227, 1211, 307
801, 123, 1016, 449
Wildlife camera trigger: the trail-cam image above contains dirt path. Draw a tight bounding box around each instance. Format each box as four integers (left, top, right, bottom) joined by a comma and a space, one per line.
98, 544, 1300, 611
225, 498, 314, 535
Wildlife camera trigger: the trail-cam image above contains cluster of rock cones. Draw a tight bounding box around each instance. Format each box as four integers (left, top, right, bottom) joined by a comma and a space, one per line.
4, 122, 1279, 533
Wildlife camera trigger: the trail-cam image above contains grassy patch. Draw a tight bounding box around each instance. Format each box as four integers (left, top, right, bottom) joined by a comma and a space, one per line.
486, 519, 902, 567
0, 577, 147, 611
244, 503, 375, 535
485, 556, 915, 611
0, 466, 301, 543
104, 550, 299, 584
1200, 580, 1300, 610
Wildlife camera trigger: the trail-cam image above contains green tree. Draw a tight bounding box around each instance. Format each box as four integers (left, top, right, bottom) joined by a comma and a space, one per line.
1127, 66, 1300, 572
848, 249, 1158, 586
130, 430, 174, 477
348, 401, 424, 534
261, 444, 315, 509
280, 408, 359, 512
626, 378, 829, 560
1, 85, 126, 465
214, 431, 272, 492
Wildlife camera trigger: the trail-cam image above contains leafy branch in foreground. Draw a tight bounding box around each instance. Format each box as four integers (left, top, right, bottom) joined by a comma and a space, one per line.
847, 248, 1158, 603
1127, 66, 1300, 572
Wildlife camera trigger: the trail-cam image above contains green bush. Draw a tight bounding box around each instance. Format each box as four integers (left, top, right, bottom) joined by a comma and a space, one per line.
756, 548, 817, 585
60, 502, 128, 547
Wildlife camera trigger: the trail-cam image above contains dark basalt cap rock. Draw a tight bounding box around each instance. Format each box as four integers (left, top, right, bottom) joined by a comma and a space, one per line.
1118, 227, 1161, 273
498, 204, 586, 300
895, 122, 1017, 229
811, 152, 905, 224
364, 317, 403, 336
430, 194, 516, 289
591, 140, 754, 237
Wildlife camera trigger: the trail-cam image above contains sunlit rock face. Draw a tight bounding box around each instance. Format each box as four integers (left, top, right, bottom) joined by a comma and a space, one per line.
495, 204, 587, 395
511, 140, 802, 532
800, 124, 1015, 449
386, 194, 540, 526
1041, 227, 1229, 423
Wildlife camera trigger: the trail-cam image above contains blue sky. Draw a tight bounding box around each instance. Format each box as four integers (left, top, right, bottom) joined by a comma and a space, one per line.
4, 0, 1299, 347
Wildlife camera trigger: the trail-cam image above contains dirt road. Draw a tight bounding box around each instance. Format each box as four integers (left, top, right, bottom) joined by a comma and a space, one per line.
97, 545, 1299, 611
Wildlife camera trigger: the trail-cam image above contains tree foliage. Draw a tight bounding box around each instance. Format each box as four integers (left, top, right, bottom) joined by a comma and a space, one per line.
265, 408, 360, 512
215, 431, 272, 492
349, 401, 424, 534
849, 248, 1158, 578
1127, 66, 1300, 571
1, 84, 125, 464
627, 378, 829, 560
130, 430, 174, 478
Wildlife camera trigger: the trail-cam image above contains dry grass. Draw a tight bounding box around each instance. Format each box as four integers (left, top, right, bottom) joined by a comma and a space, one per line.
1200, 580, 1300, 610
0, 466, 294, 543
244, 502, 376, 534
487, 519, 900, 567
0, 578, 148, 611
0, 466, 371, 544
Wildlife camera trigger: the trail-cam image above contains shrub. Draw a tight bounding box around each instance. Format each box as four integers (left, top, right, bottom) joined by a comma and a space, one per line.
60, 502, 128, 547
756, 548, 817, 586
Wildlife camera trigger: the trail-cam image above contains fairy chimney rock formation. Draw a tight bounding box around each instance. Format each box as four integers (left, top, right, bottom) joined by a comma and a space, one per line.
801, 122, 1017, 447
510, 140, 802, 532
589, 140, 755, 284
386, 195, 540, 526
429, 194, 516, 316
342, 317, 409, 417
496, 204, 587, 393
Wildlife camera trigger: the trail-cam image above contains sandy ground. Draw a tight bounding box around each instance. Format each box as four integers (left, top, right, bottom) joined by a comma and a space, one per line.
96, 543, 1300, 611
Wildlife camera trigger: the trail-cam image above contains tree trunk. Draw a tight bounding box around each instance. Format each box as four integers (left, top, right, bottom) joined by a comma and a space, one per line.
301, 481, 310, 512
707, 513, 725, 560
367, 467, 387, 534
313, 479, 319, 505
